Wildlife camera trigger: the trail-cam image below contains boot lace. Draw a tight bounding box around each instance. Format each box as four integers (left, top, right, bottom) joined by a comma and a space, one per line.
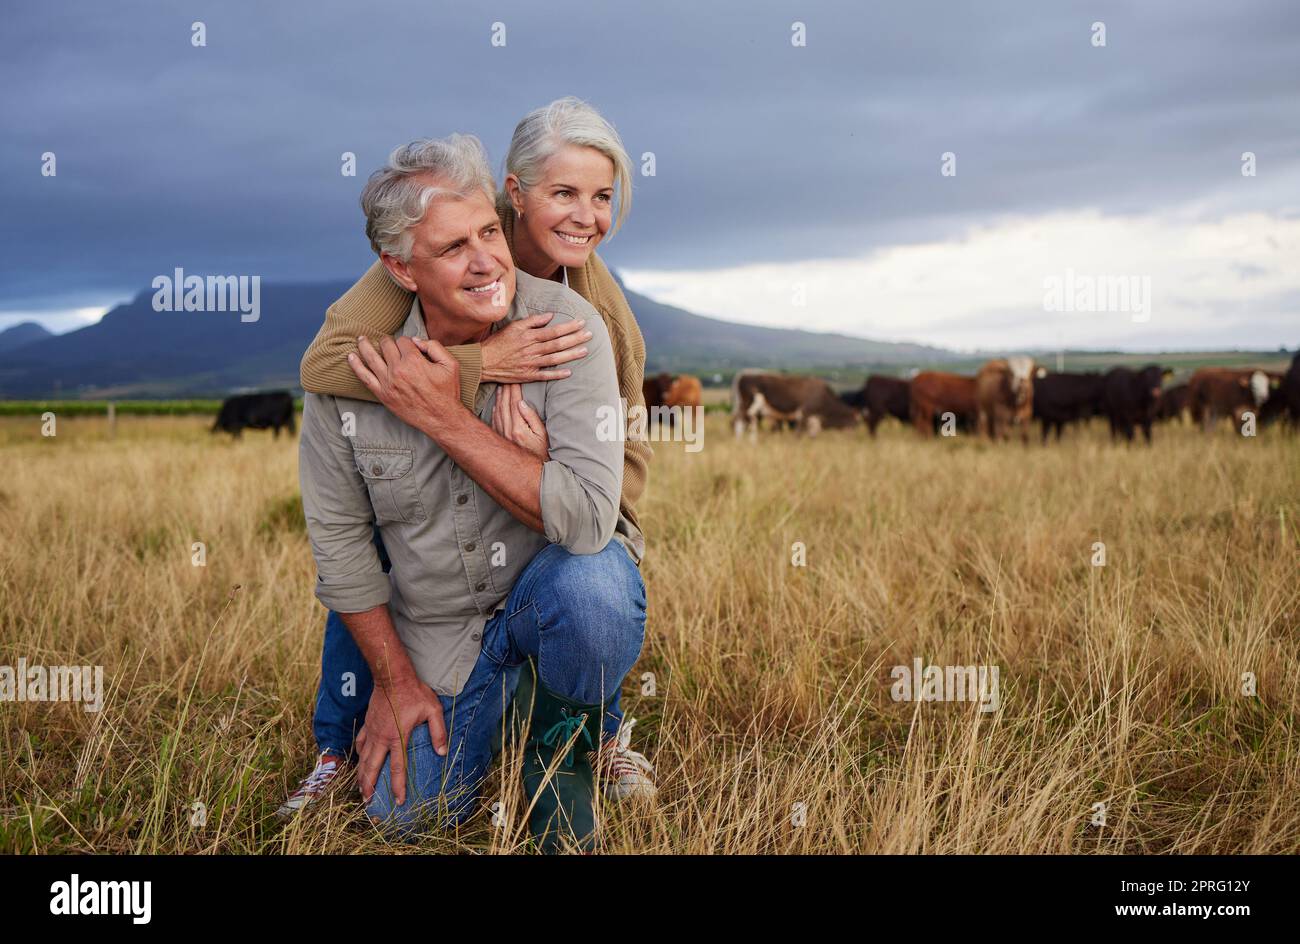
541, 712, 593, 766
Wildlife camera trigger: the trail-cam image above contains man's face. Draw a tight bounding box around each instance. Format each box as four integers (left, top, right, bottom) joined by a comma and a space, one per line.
380, 184, 516, 343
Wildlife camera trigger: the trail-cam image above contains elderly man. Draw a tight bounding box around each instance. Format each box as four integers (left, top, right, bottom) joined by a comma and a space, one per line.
299, 134, 645, 851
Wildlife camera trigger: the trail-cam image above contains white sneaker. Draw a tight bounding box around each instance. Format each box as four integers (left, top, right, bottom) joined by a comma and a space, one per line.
592, 741, 657, 802
276, 753, 347, 818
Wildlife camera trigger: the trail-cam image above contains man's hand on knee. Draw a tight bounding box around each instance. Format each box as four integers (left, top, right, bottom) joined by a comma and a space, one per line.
355, 679, 448, 806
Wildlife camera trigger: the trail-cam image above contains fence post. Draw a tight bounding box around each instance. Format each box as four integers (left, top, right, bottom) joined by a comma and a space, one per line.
107, 401, 116, 438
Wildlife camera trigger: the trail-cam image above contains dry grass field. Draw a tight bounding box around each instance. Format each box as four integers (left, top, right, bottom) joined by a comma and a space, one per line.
1, 411, 1298, 854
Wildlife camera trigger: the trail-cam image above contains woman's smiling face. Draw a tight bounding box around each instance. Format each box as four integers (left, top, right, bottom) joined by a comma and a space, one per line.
507, 144, 616, 273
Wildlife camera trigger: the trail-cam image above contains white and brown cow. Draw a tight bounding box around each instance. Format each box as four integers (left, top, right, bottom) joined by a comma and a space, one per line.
1187, 367, 1279, 432
975, 356, 1042, 443
731, 370, 860, 440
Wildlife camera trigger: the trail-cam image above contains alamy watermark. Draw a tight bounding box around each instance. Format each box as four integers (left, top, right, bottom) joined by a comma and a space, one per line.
1043, 268, 1150, 322
152, 267, 260, 322
890, 658, 1000, 713
596, 398, 704, 453
1, 659, 103, 712
50, 874, 150, 924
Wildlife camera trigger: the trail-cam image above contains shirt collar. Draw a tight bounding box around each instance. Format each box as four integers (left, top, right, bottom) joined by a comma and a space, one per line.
401, 296, 427, 341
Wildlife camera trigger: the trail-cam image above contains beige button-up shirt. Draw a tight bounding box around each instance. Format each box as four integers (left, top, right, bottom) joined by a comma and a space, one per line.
299, 270, 624, 696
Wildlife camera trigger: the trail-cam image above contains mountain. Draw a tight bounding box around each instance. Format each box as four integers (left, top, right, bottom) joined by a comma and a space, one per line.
0, 282, 352, 398
0, 275, 955, 398
0, 321, 54, 355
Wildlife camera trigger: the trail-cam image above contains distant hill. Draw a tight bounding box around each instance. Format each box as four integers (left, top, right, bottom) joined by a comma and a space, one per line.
0, 321, 54, 355
617, 279, 953, 373
0, 282, 352, 399
0, 274, 957, 398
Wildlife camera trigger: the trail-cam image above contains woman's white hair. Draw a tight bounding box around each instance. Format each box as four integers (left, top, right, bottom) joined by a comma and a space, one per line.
505, 97, 633, 236
360, 134, 497, 262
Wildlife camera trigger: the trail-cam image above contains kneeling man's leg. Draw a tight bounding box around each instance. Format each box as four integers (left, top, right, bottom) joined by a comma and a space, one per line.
509, 542, 646, 707
504, 542, 647, 851
366, 643, 517, 837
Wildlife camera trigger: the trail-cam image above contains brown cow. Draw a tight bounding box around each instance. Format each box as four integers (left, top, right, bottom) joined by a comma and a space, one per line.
909, 371, 977, 437
731, 370, 859, 439
975, 356, 1041, 443
664, 374, 702, 412
1187, 367, 1278, 432
643, 372, 702, 429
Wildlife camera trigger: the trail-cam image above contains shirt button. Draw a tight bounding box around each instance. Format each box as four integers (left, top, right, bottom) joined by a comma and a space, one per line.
371, 464, 382, 476
471, 632, 481, 641
456, 494, 468, 505
464, 542, 476, 552
475, 582, 486, 592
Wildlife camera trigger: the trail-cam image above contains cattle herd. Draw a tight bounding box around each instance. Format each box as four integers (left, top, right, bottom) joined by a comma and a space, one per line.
732, 351, 1300, 444
209, 353, 1300, 447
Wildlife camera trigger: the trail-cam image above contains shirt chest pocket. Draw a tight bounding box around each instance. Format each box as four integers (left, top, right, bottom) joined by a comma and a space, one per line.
354, 446, 428, 525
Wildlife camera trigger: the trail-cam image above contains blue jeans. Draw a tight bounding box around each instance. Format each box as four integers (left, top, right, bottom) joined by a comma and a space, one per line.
312, 528, 388, 759
313, 540, 636, 758
364, 541, 646, 830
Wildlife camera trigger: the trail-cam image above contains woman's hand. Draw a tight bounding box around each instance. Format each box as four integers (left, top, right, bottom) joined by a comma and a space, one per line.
480, 312, 592, 383
492, 382, 549, 460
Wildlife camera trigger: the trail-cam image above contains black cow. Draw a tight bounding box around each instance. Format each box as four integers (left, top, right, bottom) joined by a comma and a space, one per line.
212, 391, 296, 439
850, 376, 911, 437
1032, 372, 1105, 442
642, 373, 672, 411
1271, 351, 1300, 427
1101, 365, 1170, 444
1156, 383, 1191, 423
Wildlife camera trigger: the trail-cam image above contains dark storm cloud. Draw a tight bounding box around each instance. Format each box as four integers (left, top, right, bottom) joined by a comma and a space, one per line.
1, 0, 1297, 319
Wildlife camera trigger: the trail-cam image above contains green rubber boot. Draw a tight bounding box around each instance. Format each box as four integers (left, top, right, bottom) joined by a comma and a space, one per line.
522, 679, 607, 853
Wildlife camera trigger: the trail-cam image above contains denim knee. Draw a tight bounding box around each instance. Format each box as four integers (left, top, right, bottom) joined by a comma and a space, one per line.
365, 724, 482, 836
537, 544, 646, 673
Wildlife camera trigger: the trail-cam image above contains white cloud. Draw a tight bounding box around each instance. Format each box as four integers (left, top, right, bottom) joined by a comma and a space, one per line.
621, 208, 1300, 351
0, 304, 114, 336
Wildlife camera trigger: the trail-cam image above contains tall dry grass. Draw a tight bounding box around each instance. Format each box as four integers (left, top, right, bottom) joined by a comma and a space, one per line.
1, 412, 1297, 853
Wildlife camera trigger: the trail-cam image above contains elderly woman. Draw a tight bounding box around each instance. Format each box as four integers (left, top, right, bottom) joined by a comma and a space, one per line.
280, 98, 656, 821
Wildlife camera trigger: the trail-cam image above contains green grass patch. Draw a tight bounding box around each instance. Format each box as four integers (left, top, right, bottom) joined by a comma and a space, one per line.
0, 399, 304, 417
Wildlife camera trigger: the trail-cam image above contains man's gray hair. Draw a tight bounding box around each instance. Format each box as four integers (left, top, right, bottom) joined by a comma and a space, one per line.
506, 97, 633, 236
360, 134, 497, 261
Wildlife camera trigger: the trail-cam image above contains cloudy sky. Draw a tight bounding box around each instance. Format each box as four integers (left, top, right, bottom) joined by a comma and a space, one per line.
2, 0, 1297, 350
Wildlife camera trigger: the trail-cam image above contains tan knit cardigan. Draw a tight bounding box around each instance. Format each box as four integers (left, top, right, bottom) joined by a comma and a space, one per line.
298, 203, 651, 538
